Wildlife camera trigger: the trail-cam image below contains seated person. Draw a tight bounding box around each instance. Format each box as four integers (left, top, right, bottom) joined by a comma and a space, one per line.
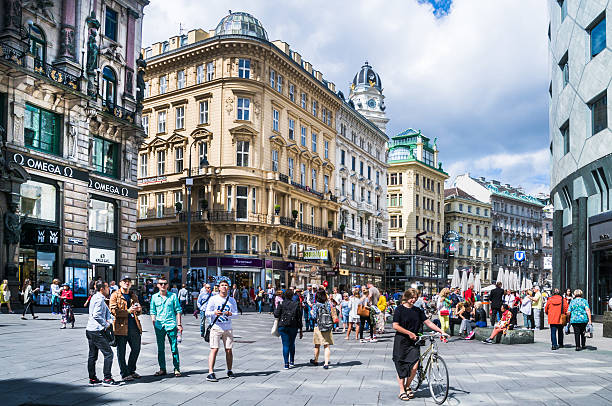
457, 302, 475, 339
483, 304, 512, 344
473, 301, 487, 328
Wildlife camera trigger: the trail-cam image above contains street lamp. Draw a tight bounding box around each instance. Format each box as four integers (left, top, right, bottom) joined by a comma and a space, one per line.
186, 139, 209, 282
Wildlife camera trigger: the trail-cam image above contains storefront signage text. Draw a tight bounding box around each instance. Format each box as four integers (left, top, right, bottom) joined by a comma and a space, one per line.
90, 248, 116, 265
68, 238, 84, 245
89, 177, 138, 199
138, 176, 167, 185
304, 249, 328, 260
11, 152, 89, 182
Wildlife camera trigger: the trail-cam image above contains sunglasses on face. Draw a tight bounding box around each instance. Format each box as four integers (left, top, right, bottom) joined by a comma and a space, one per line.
158, 282, 168, 286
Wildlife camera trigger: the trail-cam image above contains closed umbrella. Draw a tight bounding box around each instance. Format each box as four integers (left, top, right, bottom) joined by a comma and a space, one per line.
474, 273, 482, 294
513, 272, 519, 291
467, 272, 475, 288
460, 270, 468, 293
451, 268, 460, 289
503, 269, 510, 290
496, 267, 503, 285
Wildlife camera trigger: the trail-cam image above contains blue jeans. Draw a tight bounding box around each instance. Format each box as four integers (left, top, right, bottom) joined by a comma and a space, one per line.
550, 324, 563, 347
278, 326, 298, 365
200, 311, 207, 336
257, 301, 263, 313
523, 313, 533, 329
303, 306, 313, 330
51, 296, 61, 313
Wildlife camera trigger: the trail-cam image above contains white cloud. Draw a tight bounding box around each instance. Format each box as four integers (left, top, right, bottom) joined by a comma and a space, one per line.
141, 0, 550, 193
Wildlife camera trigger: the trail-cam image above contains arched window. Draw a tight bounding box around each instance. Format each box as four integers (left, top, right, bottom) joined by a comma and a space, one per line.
102, 66, 117, 106
29, 24, 46, 63
193, 238, 209, 253
270, 241, 282, 255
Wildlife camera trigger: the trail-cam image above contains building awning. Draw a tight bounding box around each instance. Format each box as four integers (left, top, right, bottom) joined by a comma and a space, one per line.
64, 258, 91, 268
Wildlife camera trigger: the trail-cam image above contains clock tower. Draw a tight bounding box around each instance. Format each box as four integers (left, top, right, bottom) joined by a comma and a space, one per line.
348, 61, 389, 133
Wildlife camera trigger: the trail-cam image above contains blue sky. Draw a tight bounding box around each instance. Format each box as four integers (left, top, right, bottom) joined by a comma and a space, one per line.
143, 0, 550, 196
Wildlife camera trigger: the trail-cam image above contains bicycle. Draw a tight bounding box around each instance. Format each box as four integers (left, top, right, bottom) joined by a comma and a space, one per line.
408, 332, 449, 404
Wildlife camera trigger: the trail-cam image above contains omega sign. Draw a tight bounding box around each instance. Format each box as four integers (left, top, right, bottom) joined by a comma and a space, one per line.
11, 152, 89, 181
89, 178, 135, 198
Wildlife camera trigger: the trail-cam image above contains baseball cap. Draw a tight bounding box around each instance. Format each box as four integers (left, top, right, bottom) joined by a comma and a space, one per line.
120, 275, 132, 282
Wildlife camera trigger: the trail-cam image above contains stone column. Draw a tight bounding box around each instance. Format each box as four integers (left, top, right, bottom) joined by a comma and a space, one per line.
0, 0, 23, 47
570, 200, 580, 292
124, 9, 139, 100
267, 186, 273, 215
59, 0, 77, 60
576, 197, 588, 293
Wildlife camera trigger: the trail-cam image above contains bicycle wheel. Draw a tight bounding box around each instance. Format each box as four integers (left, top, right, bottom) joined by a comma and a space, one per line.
409, 366, 423, 391
427, 355, 449, 404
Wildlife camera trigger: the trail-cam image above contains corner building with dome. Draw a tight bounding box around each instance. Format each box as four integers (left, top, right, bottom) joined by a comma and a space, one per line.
136, 12, 389, 291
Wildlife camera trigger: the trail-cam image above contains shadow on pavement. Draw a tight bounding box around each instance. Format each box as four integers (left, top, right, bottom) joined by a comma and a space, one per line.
233, 370, 280, 377
334, 360, 362, 367
0, 378, 117, 405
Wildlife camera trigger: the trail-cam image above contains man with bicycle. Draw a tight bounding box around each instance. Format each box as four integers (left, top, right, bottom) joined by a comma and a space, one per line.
392, 288, 448, 402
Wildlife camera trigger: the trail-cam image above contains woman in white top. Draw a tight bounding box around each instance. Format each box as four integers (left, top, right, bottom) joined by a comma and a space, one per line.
21, 279, 39, 320
520, 290, 533, 329
51, 279, 61, 314
346, 288, 362, 340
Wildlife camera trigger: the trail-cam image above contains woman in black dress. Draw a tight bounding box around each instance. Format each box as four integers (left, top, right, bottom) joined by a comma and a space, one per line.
393, 288, 448, 401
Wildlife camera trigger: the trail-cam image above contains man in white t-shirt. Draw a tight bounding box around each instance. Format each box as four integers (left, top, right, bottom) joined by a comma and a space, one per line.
177, 284, 189, 313
266, 283, 275, 313
205, 280, 238, 382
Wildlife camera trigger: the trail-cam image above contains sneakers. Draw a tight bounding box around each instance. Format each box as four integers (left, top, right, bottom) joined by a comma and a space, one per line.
360, 339, 368, 343
465, 331, 475, 340
102, 379, 122, 386
289, 362, 295, 367
370, 338, 378, 343
131, 373, 141, 379
206, 373, 218, 382
89, 378, 102, 385
227, 370, 235, 379
21, 316, 26, 320
60, 325, 66, 329
284, 364, 290, 370
309, 359, 319, 366
483, 338, 494, 344
323, 364, 329, 369
174, 369, 181, 377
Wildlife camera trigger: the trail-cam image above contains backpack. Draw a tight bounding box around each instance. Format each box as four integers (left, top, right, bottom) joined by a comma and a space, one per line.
280, 301, 297, 326
316, 303, 333, 332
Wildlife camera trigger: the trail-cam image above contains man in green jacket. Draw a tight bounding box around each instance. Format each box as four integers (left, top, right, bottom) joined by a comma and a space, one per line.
150, 277, 183, 377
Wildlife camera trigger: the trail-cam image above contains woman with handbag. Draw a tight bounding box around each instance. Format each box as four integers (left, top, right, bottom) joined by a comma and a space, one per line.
274, 289, 303, 369
567, 289, 592, 351
21, 279, 39, 320
0, 279, 13, 313
544, 288, 568, 350
359, 286, 374, 343
437, 288, 451, 334
346, 288, 361, 340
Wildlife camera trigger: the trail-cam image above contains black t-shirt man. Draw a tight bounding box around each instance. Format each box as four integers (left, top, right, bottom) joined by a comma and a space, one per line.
489, 287, 504, 308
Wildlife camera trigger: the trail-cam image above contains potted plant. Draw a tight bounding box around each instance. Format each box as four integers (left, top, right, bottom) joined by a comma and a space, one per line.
274, 204, 281, 215
291, 209, 298, 219
327, 220, 333, 229
339, 223, 345, 232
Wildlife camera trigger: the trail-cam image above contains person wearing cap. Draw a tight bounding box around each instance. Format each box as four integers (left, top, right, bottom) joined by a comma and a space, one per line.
60, 283, 75, 329
304, 285, 315, 331
109, 275, 143, 382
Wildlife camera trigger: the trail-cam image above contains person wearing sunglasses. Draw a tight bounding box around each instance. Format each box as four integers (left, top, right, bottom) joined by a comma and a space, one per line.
197, 284, 214, 337
150, 277, 183, 377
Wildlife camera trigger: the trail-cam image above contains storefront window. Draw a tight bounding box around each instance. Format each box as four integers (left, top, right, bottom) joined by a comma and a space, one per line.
65, 266, 88, 297
20, 180, 57, 222
92, 136, 119, 178
89, 199, 115, 234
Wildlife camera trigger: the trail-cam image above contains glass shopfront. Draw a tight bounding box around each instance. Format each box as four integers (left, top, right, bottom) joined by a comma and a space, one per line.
89, 196, 117, 284
593, 248, 612, 314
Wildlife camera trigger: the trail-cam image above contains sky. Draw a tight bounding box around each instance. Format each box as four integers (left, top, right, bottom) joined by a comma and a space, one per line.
142, 0, 550, 196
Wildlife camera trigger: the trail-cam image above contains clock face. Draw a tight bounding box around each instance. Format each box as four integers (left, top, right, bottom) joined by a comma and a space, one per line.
368, 72, 376, 82
367, 98, 376, 108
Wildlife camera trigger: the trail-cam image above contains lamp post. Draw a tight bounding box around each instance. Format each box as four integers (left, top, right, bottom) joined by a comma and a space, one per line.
185, 139, 208, 282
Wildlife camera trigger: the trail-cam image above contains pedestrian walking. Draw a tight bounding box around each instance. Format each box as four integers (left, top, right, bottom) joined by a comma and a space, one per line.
346, 287, 361, 340
310, 289, 334, 369
20, 279, 39, 320
274, 289, 303, 369
437, 288, 451, 334
340, 293, 350, 333
231, 284, 243, 315
51, 279, 61, 314
85, 280, 120, 386
255, 286, 265, 313
531, 286, 544, 329
178, 284, 189, 313
267, 284, 275, 313
60, 283, 75, 329
198, 284, 213, 337
567, 289, 592, 351
109, 275, 142, 381
303, 285, 315, 331
0, 279, 13, 313
205, 280, 238, 382
150, 277, 183, 377
545, 288, 568, 350
359, 285, 375, 343
393, 288, 448, 401
520, 290, 533, 329
489, 282, 504, 325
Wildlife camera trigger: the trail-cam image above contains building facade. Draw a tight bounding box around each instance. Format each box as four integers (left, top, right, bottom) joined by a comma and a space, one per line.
333, 64, 389, 287
0, 0, 147, 304
454, 175, 545, 285
137, 12, 346, 291
385, 129, 448, 294
444, 187, 492, 284
548, 0, 612, 315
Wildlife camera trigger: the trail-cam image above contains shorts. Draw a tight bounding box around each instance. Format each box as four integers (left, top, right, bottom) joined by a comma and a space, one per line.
313, 326, 334, 346
349, 315, 360, 323
342, 314, 349, 324
209, 325, 234, 349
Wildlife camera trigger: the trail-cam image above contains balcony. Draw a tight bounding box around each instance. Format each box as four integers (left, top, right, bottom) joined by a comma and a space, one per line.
279, 173, 289, 184
280, 216, 295, 227
140, 208, 177, 220
0, 41, 26, 67
33, 58, 80, 90
357, 201, 374, 212
290, 181, 324, 199
102, 100, 137, 124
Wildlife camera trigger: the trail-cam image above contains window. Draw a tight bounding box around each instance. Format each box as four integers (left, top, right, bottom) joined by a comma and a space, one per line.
416, 216, 419, 229
560, 121, 570, 154
251, 235, 258, 253
341, 178, 346, 196
207, 61, 215, 81
322, 107, 327, 124
157, 150, 165, 175
311, 133, 317, 152
140, 154, 148, 178
159, 75, 167, 94
459, 203, 463, 211
177, 70, 185, 89
300, 163, 306, 185
312, 100, 318, 117
376, 171, 380, 185
144, 82, 150, 98
237, 98, 250, 120
156, 193, 165, 218
198, 142, 208, 167
174, 190, 183, 208
277, 75, 283, 93
104, 7, 118, 41
311, 169, 317, 190
301, 126, 307, 146
225, 234, 232, 251
162, 42, 169, 52
199, 100, 209, 124
236, 186, 248, 219
468, 205, 472, 213
142, 115, 149, 136
175, 106, 185, 129
139, 195, 148, 219
301, 93, 307, 109
288, 157, 294, 180
289, 83, 295, 102
416, 194, 419, 207
238, 58, 250, 79
324, 140, 329, 159
360, 161, 364, 176
484, 227, 489, 236
269, 69, 275, 87
340, 150, 345, 165
467, 225, 472, 234
559, 0, 567, 21
367, 166, 371, 180
271, 149, 279, 172
352, 156, 356, 171
236, 141, 249, 167
324, 175, 329, 193
272, 109, 279, 131
422, 149, 434, 166
172, 237, 184, 253
559, 52, 569, 88
476, 207, 480, 215
89, 199, 115, 234
92, 137, 119, 177
351, 183, 356, 200
196, 64, 204, 84
157, 111, 166, 133
589, 16, 606, 58
227, 186, 232, 211
29, 24, 46, 63
476, 225, 480, 235
175, 147, 184, 172
24, 104, 60, 156
20, 180, 56, 222
288, 119, 295, 140
459, 222, 463, 233
589, 93, 607, 135
102, 66, 117, 106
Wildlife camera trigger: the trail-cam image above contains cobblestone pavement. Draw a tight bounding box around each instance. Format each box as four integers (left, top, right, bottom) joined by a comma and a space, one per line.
1, 311, 612, 405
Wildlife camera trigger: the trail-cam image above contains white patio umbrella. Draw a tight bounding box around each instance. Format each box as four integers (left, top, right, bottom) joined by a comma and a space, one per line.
513, 272, 520, 291
467, 272, 475, 288
450, 268, 460, 289
460, 270, 468, 293
520, 277, 527, 292
474, 273, 482, 294
496, 267, 504, 285
503, 269, 510, 290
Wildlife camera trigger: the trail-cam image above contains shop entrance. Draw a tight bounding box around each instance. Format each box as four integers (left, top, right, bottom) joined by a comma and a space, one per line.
92, 264, 115, 284
594, 248, 612, 314
18, 248, 56, 305
222, 270, 261, 289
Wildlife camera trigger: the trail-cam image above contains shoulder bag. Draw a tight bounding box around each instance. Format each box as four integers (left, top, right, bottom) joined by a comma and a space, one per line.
103, 324, 117, 347
357, 302, 370, 318
204, 295, 231, 342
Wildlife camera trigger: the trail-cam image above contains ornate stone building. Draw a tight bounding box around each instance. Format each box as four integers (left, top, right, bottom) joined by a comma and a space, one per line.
0, 0, 148, 304
384, 129, 449, 294
333, 63, 389, 287
444, 187, 492, 284
137, 12, 344, 290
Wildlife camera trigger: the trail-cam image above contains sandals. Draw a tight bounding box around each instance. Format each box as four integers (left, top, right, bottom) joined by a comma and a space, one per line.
398, 393, 410, 401
154, 370, 167, 376
405, 389, 415, 399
